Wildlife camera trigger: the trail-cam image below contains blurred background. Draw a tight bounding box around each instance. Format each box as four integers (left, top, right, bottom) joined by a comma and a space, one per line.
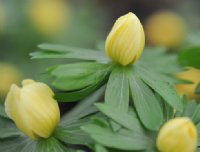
0, 0, 200, 105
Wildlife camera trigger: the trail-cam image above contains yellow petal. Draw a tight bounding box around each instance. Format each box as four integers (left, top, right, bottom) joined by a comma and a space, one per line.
176, 67, 200, 100
5, 84, 35, 139
105, 12, 145, 66
4, 79, 60, 140
156, 117, 197, 152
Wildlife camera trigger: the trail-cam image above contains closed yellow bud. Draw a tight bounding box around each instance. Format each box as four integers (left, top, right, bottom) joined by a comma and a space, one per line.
28, 0, 70, 37
145, 10, 186, 48
0, 63, 22, 97
5, 79, 60, 140
105, 12, 145, 66
176, 67, 200, 100
156, 118, 197, 152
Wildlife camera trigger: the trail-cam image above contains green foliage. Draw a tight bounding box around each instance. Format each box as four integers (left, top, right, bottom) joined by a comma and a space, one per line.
0, 105, 9, 118
0, 88, 104, 152
129, 73, 164, 130
6, 44, 194, 151
36, 137, 68, 152
0, 117, 22, 138
136, 65, 183, 111
138, 47, 181, 73
178, 46, 200, 68
30, 44, 108, 62
196, 83, 200, 94
95, 103, 144, 134
105, 65, 130, 112
192, 104, 200, 124
54, 118, 93, 145
95, 144, 108, 152
48, 62, 111, 102
81, 118, 151, 151
48, 62, 109, 91
0, 136, 31, 152
55, 82, 104, 102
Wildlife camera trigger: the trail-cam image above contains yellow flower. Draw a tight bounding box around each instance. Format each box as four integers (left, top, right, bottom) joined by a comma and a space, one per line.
145, 10, 186, 48
5, 79, 60, 140
105, 12, 145, 66
28, 0, 70, 37
176, 67, 200, 100
156, 117, 197, 152
0, 63, 22, 97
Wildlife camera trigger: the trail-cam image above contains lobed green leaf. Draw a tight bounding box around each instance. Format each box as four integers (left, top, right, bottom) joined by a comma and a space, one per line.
81, 124, 150, 151
136, 65, 183, 111
105, 66, 129, 112
30, 44, 108, 62
129, 74, 164, 130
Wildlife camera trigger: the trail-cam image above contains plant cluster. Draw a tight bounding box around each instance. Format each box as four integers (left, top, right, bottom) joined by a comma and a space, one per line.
0, 12, 200, 152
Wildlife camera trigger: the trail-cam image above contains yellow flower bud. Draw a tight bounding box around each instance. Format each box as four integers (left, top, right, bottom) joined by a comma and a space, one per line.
145, 10, 186, 48
0, 63, 22, 97
176, 67, 200, 100
28, 0, 70, 37
5, 79, 60, 140
156, 118, 197, 152
105, 12, 145, 66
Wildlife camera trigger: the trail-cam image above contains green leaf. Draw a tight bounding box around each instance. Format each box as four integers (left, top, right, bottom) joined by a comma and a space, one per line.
129, 74, 164, 130
0, 136, 30, 152
36, 137, 68, 152
191, 104, 200, 124
139, 47, 181, 73
60, 86, 105, 125
178, 46, 200, 68
81, 124, 150, 151
156, 94, 174, 121
55, 80, 104, 102
21, 141, 37, 152
49, 62, 106, 77
54, 63, 111, 102
54, 123, 92, 145
110, 120, 121, 132
95, 144, 108, 152
95, 103, 144, 134
164, 103, 174, 121
0, 117, 22, 138
0, 105, 9, 118
30, 44, 108, 62
137, 66, 183, 111
54, 117, 92, 145
182, 101, 197, 118
90, 116, 110, 128
50, 62, 109, 91
196, 83, 200, 94
105, 66, 129, 112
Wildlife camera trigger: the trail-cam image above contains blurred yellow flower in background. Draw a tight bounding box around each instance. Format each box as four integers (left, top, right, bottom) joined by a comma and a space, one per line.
156, 117, 197, 152
144, 10, 186, 48
176, 67, 200, 100
105, 12, 145, 66
5, 79, 60, 140
28, 0, 70, 37
0, 2, 6, 34
0, 63, 22, 97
